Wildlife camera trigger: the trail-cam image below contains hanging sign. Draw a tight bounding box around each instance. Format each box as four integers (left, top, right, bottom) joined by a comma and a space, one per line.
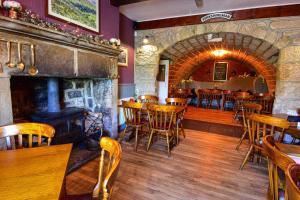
201, 12, 232, 22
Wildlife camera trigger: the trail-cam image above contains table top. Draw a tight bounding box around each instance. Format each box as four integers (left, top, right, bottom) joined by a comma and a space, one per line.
275, 143, 300, 155
275, 143, 300, 164
0, 144, 72, 200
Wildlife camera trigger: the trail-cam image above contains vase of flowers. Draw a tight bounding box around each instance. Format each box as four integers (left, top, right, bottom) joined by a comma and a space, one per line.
109, 38, 121, 48
3, 1, 22, 19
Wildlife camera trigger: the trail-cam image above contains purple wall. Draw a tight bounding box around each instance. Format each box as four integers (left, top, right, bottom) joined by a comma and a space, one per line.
15, 0, 119, 39
119, 14, 134, 84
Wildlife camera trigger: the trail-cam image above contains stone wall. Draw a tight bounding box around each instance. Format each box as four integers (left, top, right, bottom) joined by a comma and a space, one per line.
134, 16, 300, 114
63, 79, 116, 133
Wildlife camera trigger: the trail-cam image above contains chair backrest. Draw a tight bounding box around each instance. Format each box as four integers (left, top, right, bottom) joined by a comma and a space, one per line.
122, 101, 143, 125
286, 164, 300, 200
263, 135, 295, 200
147, 105, 175, 131
174, 88, 189, 98
242, 103, 262, 128
210, 89, 222, 99
223, 90, 234, 101
0, 123, 55, 149
258, 96, 275, 114
93, 137, 122, 200
248, 114, 290, 145
138, 95, 159, 103
165, 98, 187, 106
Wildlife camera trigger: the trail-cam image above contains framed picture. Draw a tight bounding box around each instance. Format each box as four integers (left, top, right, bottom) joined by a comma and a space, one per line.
118, 47, 128, 67
213, 62, 228, 81
47, 0, 99, 32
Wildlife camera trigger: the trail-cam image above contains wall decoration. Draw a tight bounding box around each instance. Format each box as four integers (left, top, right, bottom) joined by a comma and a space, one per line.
200, 12, 232, 22
47, 0, 99, 32
118, 47, 128, 67
213, 62, 228, 81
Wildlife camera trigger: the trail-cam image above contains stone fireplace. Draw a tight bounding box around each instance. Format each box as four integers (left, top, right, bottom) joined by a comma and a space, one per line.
0, 16, 120, 141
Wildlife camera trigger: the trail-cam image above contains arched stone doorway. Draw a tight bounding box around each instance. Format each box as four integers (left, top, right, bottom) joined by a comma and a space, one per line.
160, 32, 278, 94
134, 16, 300, 114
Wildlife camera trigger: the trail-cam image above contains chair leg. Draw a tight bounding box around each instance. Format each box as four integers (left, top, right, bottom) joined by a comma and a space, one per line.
134, 127, 139, 151
180, 122, 185, 138
118, 125, 127, 142
176, 123, 179, 144
166, 131, 170, 157
240, 145, 254, 170
146, 129, 154, 151
236, 129, 247, 150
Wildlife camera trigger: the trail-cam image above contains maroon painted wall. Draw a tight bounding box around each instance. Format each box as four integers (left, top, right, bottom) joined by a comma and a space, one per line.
192, 60, 254, 82
118, 14, 134, 84
15, 0, 119, 38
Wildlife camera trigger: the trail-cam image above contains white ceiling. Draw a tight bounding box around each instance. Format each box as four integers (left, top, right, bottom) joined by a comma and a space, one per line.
119, 0, 300, 22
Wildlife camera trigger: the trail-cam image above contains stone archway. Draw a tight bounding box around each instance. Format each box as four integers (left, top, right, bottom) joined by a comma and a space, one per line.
134, 16, 300, 114
160, 32, 279, 93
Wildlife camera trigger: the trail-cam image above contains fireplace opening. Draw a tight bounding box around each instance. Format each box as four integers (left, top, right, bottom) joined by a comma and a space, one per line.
11, 76, 65, 121
10, 76, 108, 173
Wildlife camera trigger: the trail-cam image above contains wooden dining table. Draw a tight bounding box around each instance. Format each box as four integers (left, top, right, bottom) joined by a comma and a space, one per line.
275, 143, 300, 164
0, 144, 72, 200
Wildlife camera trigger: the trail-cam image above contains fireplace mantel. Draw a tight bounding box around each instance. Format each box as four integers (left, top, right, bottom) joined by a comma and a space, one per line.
0, 16, 119, 138
0, 16, 120, 56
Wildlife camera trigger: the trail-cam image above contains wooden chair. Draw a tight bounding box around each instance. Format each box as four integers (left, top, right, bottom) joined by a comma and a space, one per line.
147, 104, 176, 156
259, 95, 275, 114
121, 101, 147, 151
223, 90, 235, 110
236, 103, 262, 150
198, 89, 211, 108
262, 135, 295, 200
64, 137, 122, 200
286, 164, 300, 200
209, 89, 222, 109
0, 123, 55, 149
166, 98, 187, 142
138, 95, 159, 104
233, 92, 252, 120
240, 114, 290, 170
174, 88, 189, 98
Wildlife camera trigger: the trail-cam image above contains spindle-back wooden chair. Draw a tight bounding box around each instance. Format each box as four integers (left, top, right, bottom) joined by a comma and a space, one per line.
236, 103, 262, 150
147, 104, 176, 156
121, 101, 146, 151
63, 137, 122, 200
165, 98, 187, 142
262, 135, 295, 200
138, 95, 159, 104
240, 114, 290, 170
0, 123, 55, 149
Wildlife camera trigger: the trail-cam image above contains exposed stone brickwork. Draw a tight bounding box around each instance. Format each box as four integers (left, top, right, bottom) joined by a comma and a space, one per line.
63, 79, 115, 132
135, 16, 300, 114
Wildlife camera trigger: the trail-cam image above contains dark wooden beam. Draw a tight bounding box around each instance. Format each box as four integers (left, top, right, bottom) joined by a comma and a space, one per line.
136, 4, 300, 30
110, 0, 148, 7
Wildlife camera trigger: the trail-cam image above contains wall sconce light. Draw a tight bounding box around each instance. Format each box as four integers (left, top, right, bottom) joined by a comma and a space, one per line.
142, 36, 149, 45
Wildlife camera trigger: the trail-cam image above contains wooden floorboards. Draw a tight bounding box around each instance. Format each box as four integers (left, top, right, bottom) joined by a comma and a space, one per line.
66, 129, 268, 200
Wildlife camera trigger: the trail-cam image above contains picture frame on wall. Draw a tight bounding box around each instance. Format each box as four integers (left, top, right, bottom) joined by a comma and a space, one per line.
118, 47, 128, 67
47, 0, 99, 32
213, 62, 228, 81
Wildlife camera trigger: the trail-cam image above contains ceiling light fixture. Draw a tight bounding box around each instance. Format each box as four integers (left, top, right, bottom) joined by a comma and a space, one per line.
211, 49, 228, 57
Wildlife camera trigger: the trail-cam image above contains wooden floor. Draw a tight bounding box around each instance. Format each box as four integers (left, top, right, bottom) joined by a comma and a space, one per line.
184, 107, 242, 127
66, 129, 268, 200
